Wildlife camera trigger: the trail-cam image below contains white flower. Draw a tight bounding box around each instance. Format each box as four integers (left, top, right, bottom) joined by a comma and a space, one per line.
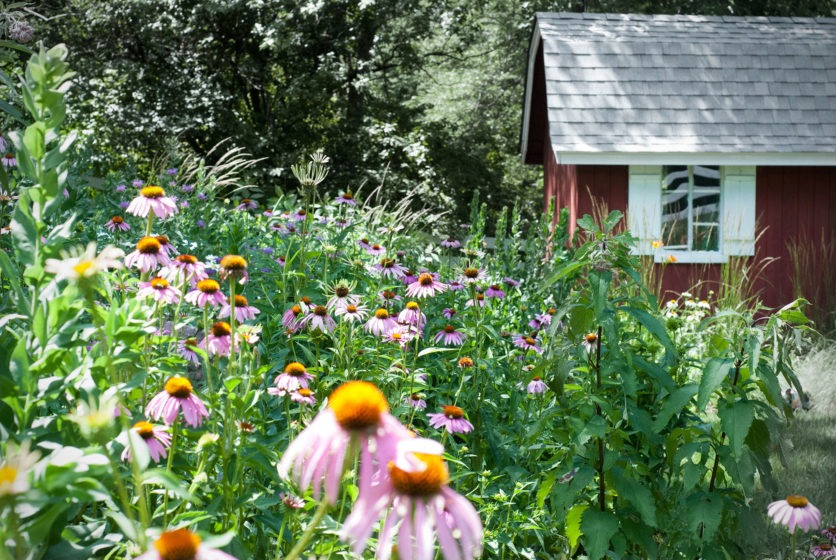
45, 242, 124, 282
0, 440, 41, 497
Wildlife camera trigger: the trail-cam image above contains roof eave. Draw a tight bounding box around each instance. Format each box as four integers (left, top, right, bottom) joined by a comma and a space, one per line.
553, 151, 836, 166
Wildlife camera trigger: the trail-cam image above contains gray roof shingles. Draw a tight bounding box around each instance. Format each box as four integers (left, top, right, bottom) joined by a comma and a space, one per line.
531, 12, 836, 156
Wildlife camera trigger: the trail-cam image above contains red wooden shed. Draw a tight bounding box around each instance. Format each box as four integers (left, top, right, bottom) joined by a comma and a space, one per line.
521, 13, 836, 314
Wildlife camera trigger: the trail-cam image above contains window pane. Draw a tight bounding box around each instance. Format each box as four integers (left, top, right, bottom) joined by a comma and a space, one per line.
692, 191, 720, 223
663, 165, 689, 192
694, 224, 719, 251
693, 165, 720, 188
662, 217, 688, 248
662, 165, 689, 248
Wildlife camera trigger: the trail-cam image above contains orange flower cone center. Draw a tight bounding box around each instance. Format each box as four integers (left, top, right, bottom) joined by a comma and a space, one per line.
153, 528, 201, 560
374, 308, 390, 319
197, 279, 220, 294
314, 305, 328, 316
585, 333, 597, 343
381, 259, 395, 268
220, 255, 246, 270
389, 453, 448, 497
524, 337, 536, 345
382, 291, 395, 299
231, 295, 248, 307
184, 338, 197, 347
111, 216, 124, 224
464, 268, 479, 278
141, 186, 165, 199
284, 362, 307, 376
442, 405, 464, 419
165, 377, 193, 399
137, 237, 162, 254
301, 297, 312, 305
418, 273, 434, 286
133, 421, 155, 439
786, 495, 809, 508
297, 388, 313, 397
211, 322, 231, 337
372, 244, 381, 250
150, 277, 169, 289
490, 284, 500, 290
475, 294, 484, 301
328, 381, 389, 430
346, 305, 358, 313
444, 325, 456, 333
291, 305, 302, 315
177, 254, 197, 264
820, 544, 832, 551
155, 235, 169, 245
342, 192, 353, 200
458, 357, 474, 368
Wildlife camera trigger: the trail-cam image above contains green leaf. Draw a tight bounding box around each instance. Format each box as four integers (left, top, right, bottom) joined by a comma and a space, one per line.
603, 210, 624, 233
652, 384, 698, 431
565, 503, 588, 552
11, 195, 38, 267
622, 307, 677, 365
697, 358, 733, 411
537, 471, 556, 509
611, 468, 657, 527
417, 346, 457, 358
581, 508, 619, 560
128, 429, 151, 472
23, 122, 46, 160
686, 492, 724, 542
141, 469, 194, 502
719, 399, 755, 458
576, 214, 597, 232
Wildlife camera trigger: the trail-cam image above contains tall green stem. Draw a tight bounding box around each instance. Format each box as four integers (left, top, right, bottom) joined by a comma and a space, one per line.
283, 499, 329, 560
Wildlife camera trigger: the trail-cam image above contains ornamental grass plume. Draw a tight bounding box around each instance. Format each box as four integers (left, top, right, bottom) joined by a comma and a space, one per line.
134, 528, 237, 560
277, 380, 411, 505
339, 437, 483, 560
145, 376, 209, 428
126, 185, 178, 219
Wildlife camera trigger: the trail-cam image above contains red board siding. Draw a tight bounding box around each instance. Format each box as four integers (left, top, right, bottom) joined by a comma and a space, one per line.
543, 163, 836, 311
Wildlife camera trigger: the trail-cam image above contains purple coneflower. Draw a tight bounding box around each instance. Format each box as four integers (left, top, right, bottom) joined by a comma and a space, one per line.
401, 269, 418, 285
268, 362, 314, 397
278, 380, 411, 504
122, 421, 171, 463
133, 528, 237, 560
823, 527, 836, 542
372, 258, 408, 279
440, 237, 461, 248
485, 284, 506, 299
290, 208, 307, 222
461, 267, 486, 284
218, 255, 248, 284
812, 543, 835, 558
397, 301, 427, 331
503, 277, 521, 288
124, 236, 171, 273
384, 326, 414, 348
379, 290, 401, 305
582, 332, 598, 353
275, 255, 286, 267
2, 153, 16, 168
236, 198, 257, 210
514, 334, 544, 354
448, 280, 465, 291
335, 191, 357, 205
200, 322, 233, 357
154, 234, 175, 257
145, 376, 209, 427
358, 237, 371, 250
466, 293, 486, 308
106, 215, 130, 232
428, 405, 474, 434
405, 394, 427, 410
282, 304, 304, 332
305, 305, 337, 333
126, 185, 178, 219
136, 277, 181, 305
434, 325, 466, 346
219, 294, 260, 322
443, 307, 457, 319
339, 438, 483, 560
290, 388, 316, 405
406, 272, 448, 299
280, 492, 305, 509
333, 218, 350, 228
335, 303, 369, 323
162, 254, 208, 287
526, 376, 548, 394
178, 338, 201, 366
326, 281, 361, 311
297, 296, 314, 314
365, 308, 399, 336
365, 243, 385, 256
185, 279, 227, 308
536, 308, 556, 327
767, 495, 821, 534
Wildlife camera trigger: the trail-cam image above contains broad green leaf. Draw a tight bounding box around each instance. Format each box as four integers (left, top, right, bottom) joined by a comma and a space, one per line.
686, 492, 724, 542
697, 358, 733, 411
581, 508, 619, 560
127, 429, 151, 471
719, 400, 755, 458
603, 210, 624, 233
612, 468, 657, 527
537, 471, 556, 509
652, 384, 698, 431
622, 307, 677, 364
565, 503, 588, 551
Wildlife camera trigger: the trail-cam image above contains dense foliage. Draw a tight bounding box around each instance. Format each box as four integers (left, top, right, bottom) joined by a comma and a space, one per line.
0, 44, 822, 560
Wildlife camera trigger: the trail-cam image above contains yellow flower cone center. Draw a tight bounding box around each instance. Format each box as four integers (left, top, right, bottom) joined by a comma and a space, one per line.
231, 295, 248, 307
176, 254, 198, 264
328, 381, 389, 430
153, 528, 201, 560
196, 279, 220, 294
389, 453, 448, 497
786, 495, 809, 508
442, 405, 464, 419
284, 362, 307, 376
73, 260, 95, 277
220, 255, 247, 270
374, 308, 390, 319
0, 465, 17, 485
464, 268, 479, 278
165, 377, 193, 399
391, 332, 402, 340
524, 337, 536, 345
151, 277, 169, 289
585, 333, 597, 343
406, 301, 419, 311
291, 305, 302, 315
137, 237, 162, 254
141, 186, 165, 199
297, 388, 313, 397
418, 273, 434, 286
211, 322, 231, 337
133, 421, 155, 439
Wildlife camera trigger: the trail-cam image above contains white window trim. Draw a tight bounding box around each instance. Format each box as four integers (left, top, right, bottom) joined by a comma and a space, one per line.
628, 165, 756, 263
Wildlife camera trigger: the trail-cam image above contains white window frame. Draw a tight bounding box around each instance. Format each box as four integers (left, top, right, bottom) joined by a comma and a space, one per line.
628, 165, 756, 264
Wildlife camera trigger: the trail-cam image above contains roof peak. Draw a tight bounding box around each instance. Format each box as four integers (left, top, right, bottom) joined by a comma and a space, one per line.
536, 12, 836, 24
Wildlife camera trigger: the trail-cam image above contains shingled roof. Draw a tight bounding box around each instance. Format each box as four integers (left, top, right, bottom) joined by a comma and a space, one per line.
521, 12, 836, 166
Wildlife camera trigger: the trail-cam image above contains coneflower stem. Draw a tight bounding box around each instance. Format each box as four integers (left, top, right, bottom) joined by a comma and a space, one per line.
594, 325, 605, 512
284, 499, 329, 560
163, 418, 179, 527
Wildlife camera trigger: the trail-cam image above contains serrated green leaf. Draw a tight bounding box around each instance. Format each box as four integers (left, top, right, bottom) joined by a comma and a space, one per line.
565, 503, 588, 551
537, 471, 556, 509
697, 358, 733, 411
719, 399, 755, 458
686, 492, 724, 542
622, 307, 677, 365
652, 384, 698, 431
611, 468, 657, 527
581, 508, 618, 560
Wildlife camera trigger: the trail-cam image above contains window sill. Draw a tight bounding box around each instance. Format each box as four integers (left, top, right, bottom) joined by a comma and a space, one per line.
652, 251, 728, 264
